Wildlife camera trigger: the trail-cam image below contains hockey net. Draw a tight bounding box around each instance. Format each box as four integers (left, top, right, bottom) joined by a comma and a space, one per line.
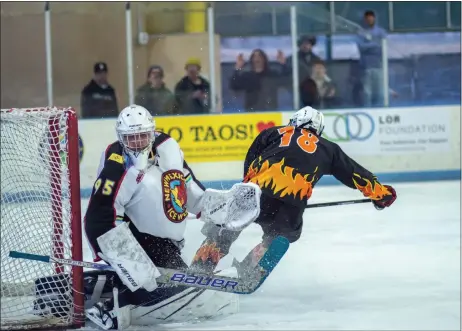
0, 107, 84, 330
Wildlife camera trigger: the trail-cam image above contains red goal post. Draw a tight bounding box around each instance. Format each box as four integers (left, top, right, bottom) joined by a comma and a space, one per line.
0, 107, 84, 329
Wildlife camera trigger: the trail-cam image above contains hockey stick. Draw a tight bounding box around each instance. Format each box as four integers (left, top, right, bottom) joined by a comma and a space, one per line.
9, 236, 289, 295
306, 198, 372, 209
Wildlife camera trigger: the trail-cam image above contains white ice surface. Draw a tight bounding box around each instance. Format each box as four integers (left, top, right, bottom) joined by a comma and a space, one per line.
79, 180, 460, 330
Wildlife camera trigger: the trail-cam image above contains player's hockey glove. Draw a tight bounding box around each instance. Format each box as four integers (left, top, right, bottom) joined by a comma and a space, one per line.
372, 185, 396, 210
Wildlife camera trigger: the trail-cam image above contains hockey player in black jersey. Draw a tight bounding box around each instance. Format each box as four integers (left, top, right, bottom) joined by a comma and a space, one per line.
191, 106, 397, 275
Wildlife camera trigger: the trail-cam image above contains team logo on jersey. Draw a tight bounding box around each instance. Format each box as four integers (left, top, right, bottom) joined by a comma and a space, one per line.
162, 170, 188, 223
108, 153, 124, 164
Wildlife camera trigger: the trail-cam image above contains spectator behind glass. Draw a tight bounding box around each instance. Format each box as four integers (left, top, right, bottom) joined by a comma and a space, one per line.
229, 49, 290, 112
356, 10, 387, 107
286, 35, 321, 85
135, 65, 175, 116
300, 60, 338, 109
80, 62, 118, 119
174, 58, 211, 114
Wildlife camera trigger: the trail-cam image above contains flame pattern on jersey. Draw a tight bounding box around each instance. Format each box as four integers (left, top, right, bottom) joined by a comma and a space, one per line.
244, 157, 318, 200
352, 174, 391, 200
193, 241, 224, 264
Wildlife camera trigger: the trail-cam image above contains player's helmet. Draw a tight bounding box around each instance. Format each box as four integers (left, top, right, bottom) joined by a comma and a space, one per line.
116, 105, 155, 170
288, 106, 325, 136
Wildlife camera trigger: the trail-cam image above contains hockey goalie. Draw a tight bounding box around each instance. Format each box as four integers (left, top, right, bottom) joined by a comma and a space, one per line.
32, 105, 262, 330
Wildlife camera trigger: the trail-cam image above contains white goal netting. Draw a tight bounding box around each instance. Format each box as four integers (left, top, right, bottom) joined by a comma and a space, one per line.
0, 108, 83, 330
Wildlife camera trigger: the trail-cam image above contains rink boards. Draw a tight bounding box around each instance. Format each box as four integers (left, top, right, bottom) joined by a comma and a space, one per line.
26, 105, 462, 199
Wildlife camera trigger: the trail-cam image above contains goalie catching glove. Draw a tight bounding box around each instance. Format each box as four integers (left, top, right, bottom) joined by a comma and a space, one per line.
97, 222, 161, 292
200, 182, 262, 231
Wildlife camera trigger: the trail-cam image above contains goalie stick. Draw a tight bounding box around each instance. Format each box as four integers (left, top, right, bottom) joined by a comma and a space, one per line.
9, 236, 289, 295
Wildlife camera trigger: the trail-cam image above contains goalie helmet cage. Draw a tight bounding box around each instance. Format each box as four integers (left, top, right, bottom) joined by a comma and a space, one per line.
0, 107, 84, 330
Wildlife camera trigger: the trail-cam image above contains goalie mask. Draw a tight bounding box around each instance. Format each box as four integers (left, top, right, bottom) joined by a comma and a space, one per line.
288, 106, 325, 136
116, 105, 155, 171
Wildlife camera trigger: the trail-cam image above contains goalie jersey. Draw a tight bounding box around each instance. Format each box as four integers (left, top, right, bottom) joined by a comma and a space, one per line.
84, 131, 205, 261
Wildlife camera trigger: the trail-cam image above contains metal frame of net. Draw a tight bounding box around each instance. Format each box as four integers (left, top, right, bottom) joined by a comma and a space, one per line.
0, 107, 84, 330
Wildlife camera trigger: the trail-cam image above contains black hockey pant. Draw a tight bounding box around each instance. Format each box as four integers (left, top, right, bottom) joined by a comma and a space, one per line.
192, 194, 305, 273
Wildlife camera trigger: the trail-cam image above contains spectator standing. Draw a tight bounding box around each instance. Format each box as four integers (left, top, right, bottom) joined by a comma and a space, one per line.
286, 35, 321, 84
229, 49, 290, 112
300, 60, 338, 109
174, 58, 211, 114
80, 62, 118, 119
135, 65, 175, 116
356, 10, 387, 107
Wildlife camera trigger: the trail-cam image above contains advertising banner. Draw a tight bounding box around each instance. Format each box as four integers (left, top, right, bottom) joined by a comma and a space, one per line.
283, 106, 453, 155
155, 112, 283, 162
369, 107, 452, 154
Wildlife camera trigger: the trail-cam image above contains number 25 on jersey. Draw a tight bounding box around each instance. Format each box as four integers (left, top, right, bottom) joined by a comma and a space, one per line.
277, 126, 319, 154
94, 178, 115, 196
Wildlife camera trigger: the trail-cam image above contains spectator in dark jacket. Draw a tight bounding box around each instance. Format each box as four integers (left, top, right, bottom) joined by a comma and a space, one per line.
286, 35, 321, 84
135, 65, 175, 116
300, 60, 338, 109
229, 49, 290, 112
174, 58, 211, 114
80, 62, 118, 119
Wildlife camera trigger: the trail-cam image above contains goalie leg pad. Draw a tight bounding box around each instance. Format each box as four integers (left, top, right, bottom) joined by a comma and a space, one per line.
113, 287, 132, 330
97, 222, 161, 292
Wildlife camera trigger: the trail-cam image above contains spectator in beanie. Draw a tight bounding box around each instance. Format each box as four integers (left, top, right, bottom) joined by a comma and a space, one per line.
356, 10, 387, 106
174, 58, 211, 114
135, 65, 175, 116
229, 49, 290, 112
286, 35, 322, 85
80, 62, 118, 119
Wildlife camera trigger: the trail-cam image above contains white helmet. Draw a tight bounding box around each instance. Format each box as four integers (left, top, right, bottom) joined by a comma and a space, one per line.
288, 106, 325, 136
116, 105, 155, 170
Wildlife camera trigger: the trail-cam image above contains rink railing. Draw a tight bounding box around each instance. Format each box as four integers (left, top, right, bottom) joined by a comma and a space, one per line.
1, 105, 459, 203
38, 3, 391, 112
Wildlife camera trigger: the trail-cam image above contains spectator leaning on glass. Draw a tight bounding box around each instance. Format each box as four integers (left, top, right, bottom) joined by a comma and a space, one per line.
229, 49, 290, 112
135, 65, 175, 116
300, 60, 338, 109
80, 62, 118, 119
174, 58, 211, 114
356, 10, 387, 107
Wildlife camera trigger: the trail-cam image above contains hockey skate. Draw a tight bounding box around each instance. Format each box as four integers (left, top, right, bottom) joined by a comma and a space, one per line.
85, 300, 118, 330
